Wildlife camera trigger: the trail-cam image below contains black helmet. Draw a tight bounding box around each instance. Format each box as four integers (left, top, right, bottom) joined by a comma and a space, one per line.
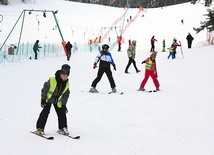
102, 44, 109, 51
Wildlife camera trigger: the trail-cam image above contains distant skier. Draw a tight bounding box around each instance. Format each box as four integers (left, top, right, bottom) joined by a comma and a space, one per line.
33, 40, 42, 60
65, 41, 73, 61
167, 45, 174, 59
172, 39, 181, 58
150, 36, 157, 52
117, 36, 122, 51
162, 39, 166, 52
125, 40, 141, 74
186, 33, 194, 49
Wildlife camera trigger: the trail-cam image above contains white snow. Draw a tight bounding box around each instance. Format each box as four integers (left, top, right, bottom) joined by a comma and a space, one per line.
0, 0, 214, 155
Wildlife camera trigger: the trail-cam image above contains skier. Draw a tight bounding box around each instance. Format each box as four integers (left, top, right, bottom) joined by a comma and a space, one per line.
167, 45, 174, 59
35, 64, 70, 136
162, 39, 166, 52
89, 44, 117, 93
138, 52, 160, 91
186, 33, 194, 48
150, 36, 157, 52
172, 39, 181, 58
125, 40, 141, 73
65, 41, 73, 61
117, 36, 122, 51
33, 40, 42, 60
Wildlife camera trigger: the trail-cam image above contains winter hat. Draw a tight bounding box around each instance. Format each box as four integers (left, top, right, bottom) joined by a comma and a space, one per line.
60, 64, 70, 76
150, 52, 157, 59
132, 40, 136, 46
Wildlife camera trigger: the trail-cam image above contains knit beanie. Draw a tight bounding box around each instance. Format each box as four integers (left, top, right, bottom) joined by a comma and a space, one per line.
60, 64, 70, 76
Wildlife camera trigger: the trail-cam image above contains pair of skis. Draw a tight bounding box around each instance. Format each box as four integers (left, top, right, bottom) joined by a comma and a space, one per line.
30, 131, 80, 140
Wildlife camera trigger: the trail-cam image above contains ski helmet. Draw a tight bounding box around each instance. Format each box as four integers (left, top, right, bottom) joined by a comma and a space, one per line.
102, 44, 110, 51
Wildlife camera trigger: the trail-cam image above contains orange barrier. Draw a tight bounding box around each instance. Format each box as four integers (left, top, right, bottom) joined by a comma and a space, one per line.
62, 41, 67, 53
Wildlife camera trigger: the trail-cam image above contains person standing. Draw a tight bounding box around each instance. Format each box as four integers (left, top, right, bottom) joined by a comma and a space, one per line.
167, 45, 174, 59
186, 33, 194, 49
35, 64, 71, 136
65, 41, 73, 61
117, 36, 122, 51
125, 40, 141, 73
172, 39, 181, 58
138, 52, 160, 91
150, 36, 157, 52
89, 44, 117, 93
33, 40, 42, 60
162, 39, 166, 52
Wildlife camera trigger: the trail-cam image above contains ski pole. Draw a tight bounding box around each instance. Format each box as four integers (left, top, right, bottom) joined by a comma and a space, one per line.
179, 41, 184, 58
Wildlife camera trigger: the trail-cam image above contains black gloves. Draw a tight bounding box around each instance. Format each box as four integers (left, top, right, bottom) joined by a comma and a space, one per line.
93, 63, 97, 69
41, 99, 46, 108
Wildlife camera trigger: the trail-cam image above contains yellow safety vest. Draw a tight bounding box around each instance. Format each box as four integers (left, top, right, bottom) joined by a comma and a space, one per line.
145, 59, 153, 70
46, 77, 69, 108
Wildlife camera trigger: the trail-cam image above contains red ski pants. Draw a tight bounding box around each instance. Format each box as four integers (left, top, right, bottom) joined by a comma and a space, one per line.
140, 69, 160, 88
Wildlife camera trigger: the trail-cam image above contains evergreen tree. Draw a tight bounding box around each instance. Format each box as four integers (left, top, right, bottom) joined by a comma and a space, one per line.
191, 0, 214, 33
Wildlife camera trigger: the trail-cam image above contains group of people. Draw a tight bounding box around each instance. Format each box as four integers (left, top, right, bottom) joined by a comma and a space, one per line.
32, 40, 73, 61
89, 40, 159, 94
33, 33, 194, 135
34, 40, 161, 136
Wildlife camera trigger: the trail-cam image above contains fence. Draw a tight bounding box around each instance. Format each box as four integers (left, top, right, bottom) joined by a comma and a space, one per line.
0, 42, 65, 64
0, 41, 104, 65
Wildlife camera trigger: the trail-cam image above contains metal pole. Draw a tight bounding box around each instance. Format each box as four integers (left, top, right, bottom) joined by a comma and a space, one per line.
52, 11, 64, 42
0, 10, 24, 51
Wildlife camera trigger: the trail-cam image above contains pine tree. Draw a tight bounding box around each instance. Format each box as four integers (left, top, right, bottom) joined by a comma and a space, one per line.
191, 0, 214, 33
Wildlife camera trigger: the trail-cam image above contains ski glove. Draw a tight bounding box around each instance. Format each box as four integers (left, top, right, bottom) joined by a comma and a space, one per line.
41, 99, 46, 108
93, 63, 97, 69
113, 65, 116, 71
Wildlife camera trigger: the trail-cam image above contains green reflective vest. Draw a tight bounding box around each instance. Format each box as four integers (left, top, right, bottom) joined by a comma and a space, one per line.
46, 77, 69, 108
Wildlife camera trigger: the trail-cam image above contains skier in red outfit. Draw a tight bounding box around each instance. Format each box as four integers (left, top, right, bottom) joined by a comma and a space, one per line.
138, 52, 160, 91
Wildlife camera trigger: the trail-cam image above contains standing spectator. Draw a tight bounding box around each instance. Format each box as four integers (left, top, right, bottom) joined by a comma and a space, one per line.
162, 39, 166, 52
65, 41, 73, 61
125, 40, 141, 73
33, 40, 42, 60
138, 52, 160, 91
34, 64, 70, 136
150, 36, 157, 52
89, 44, 117, 93
186, 33, 194, 48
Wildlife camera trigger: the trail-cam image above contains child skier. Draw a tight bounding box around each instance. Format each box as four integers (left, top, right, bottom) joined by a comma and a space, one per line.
138, 52, 160, 91
34, 64, 70, 136
125, 40, 141, 73
89, 44, 117, 93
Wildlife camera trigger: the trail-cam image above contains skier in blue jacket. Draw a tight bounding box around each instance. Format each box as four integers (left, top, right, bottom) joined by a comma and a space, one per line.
89, 44, 117, 93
